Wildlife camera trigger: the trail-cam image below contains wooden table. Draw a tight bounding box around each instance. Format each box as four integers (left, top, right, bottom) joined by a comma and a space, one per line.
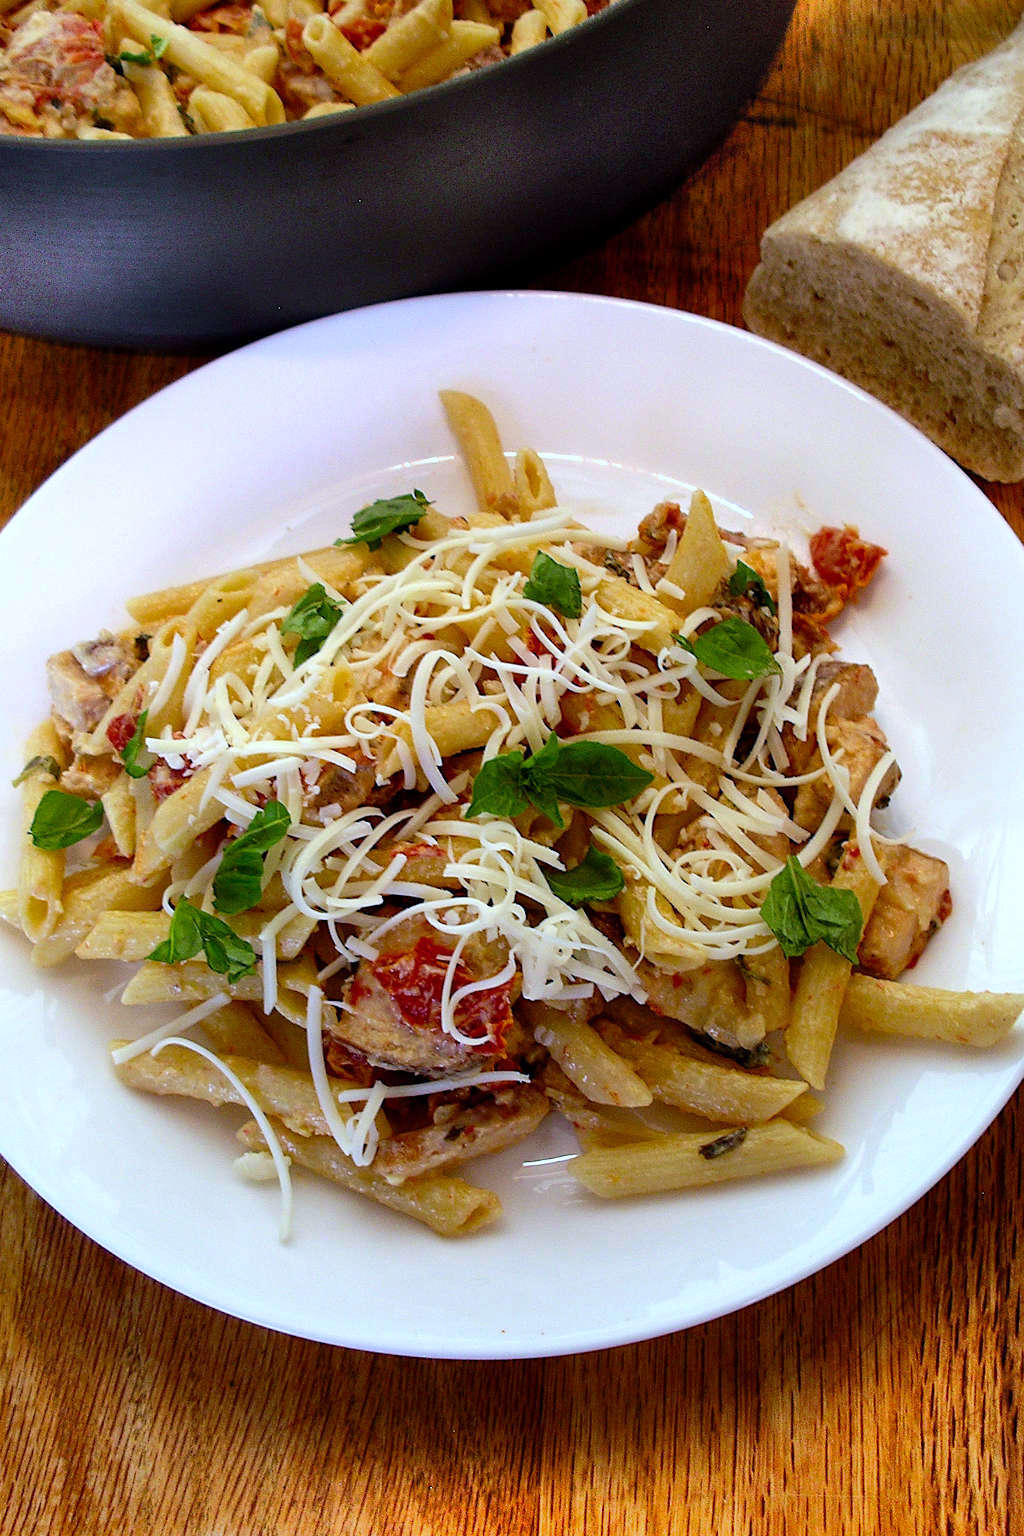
2, 2, 1022, 1531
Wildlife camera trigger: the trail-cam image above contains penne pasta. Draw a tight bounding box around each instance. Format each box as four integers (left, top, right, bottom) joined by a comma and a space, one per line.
236, 1117, 501, 1236
572, 1121, 845, 1199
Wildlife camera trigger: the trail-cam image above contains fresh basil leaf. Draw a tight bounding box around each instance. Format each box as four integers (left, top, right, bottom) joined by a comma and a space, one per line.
12, 754, 62, 788
150, 31, 168, 56
121, 710, 151, 779
28, 789, 103, 849
529, 735, 654, 811
699, 1128, 748, 1161
466, 734, 652, 827
212, 800, 292, 915
281, 583, 345, 666
676, 617, 781, 679
545, 845, 624, 906
148, 897, 257, 984
728, 560, 777, 615
118, 44, 153, 64
148, 898, 203, 966
199, 916, 259, 984
523, 551, 582, 619
760, 855, 864, 963
337, 490, 430, 551
465, 751, 529, 820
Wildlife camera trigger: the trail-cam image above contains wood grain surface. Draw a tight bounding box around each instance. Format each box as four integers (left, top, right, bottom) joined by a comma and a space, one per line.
2, 3, 1022, 1532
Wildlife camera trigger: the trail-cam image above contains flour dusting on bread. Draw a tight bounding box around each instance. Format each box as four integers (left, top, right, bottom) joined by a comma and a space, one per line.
744, 19, 1024, 480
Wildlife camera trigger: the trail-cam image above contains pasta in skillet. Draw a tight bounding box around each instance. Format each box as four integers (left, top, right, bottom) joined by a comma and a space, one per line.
0, 0, 613, 139
4, 390, 1021, 1238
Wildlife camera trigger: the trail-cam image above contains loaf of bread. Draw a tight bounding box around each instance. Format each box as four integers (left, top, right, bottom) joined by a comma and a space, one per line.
743, 20, 1024, 481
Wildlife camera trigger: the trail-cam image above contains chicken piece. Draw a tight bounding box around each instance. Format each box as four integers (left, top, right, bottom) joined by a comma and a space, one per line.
372, 1083, 549, 1183
60, 753, 121, 800
783, 660, 880, 772
330, 913, 517, 1077
674, 785, 793, 871
0, 11, 145, 138
793, 715, 900, 831
46, 631, 141, 735
858, 844, 952, 979
634, 957, 766, 1052
308, 755, 398, 818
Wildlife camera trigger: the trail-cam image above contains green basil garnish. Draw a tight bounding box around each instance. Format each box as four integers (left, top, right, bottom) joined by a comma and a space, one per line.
148, 897, 257, 984
28, 789, 103, 850
728, 560, 777, 615
212, 800, 292, 915
467, 732, 653, 829
281, 583, 345, 666
337, 490, 430, 550
544, 845, 625, 906
121, 710, 151, 779
676, 617, 781, 680
12, 754, 62, 788
760, 855, 864, 963
522, 551, 582, 619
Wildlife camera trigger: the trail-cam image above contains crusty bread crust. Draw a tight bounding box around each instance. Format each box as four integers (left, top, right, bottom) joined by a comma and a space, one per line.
743, 19, 1024, 481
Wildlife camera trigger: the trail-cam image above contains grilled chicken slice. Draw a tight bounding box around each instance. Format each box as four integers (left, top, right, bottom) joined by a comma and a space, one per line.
858, 844, 952, 979
793, 715, 900, 830
634, 957, 766, 1052
372, 1083, 549, 1183
783, 661, 880, 772
330, 913, 516, 1077
46, 631, 141, 735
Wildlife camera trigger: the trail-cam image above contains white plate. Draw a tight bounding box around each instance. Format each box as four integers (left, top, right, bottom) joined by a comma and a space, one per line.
1, 292, 1022, 1360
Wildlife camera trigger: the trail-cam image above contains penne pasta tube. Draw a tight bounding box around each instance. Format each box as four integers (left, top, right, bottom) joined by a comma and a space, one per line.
363, 0, 453, 82
785, 847, 882, 1090
188, 86, 257, 134
113, 1042, 367, 1137
595, 1020, 807, 1124
380, 699, 504, 780
301, 14, 400, 104
513, 447, 557, 513
440, 389, 516, 516
572, 1121, 844, 1199
661, 488, 731, 617
510, 9, 548, 52
241, 43, 281, 84
16, 723, 69, 942
237, 1117, 501, 1236
260, 1012, 313, 1070
534, 0, 585, 35
111, 0, 286, 122
839, 975, 1024, 1049
199, 1001, 288, 1064
101, 774, 137, 859
76, 905, 314, 963
396, 20, 500, 91
119, 953, 319, 1008
523, 1001, 652, 1108
126, 545, 376, 626
594, 574, 679, 653
302, 101, 357, 119
30, 865, 167, 968
121, 57, 190, 136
